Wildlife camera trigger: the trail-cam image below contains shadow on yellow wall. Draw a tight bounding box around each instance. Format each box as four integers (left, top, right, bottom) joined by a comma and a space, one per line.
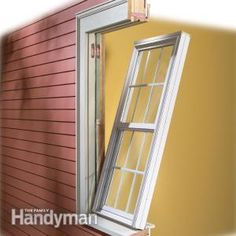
104, 19, 236, 236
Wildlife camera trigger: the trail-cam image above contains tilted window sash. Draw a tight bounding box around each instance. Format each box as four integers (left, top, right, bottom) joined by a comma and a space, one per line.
93, 31, 190, 229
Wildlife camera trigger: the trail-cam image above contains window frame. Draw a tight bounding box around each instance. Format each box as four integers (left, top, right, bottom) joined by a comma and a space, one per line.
76, 0, 148, 215
93, 31, 190, 229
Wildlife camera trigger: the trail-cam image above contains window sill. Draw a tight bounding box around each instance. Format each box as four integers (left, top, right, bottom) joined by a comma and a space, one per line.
88, 215, 155, 236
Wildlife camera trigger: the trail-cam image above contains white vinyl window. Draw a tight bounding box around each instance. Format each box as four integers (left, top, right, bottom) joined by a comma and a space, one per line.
93, 31, 190, 229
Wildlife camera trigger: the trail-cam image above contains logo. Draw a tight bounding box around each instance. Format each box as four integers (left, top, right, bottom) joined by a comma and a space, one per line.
11, 209, 97, 228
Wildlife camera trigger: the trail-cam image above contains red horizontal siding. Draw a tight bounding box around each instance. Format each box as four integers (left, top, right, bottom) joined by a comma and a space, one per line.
6, 19, 76, 53
5, 32, 76, 63
2, 185, 62, 211
2, 175, 75, 211
2, 165, 75, 199
1, 84, 75, 100
2, 156, 75, 186
2, 128, 75, 148
2, 137, 75, 161
1, 109, 75, 122
2, 71, 75, 90
1, 100, 75, 111
1, 0, 108, 235
1, 119, 75, 135
1, 211, 39, 236
3, 58, 75, 82
1, 222, 26, 236
4, 45, 76, 72
2, 145, 75, 172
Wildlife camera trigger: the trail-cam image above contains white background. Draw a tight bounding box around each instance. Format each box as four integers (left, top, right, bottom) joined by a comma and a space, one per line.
0, 0, 235, 35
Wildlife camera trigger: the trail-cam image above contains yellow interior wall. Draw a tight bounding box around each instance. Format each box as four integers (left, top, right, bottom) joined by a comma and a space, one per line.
104, 19, 235, 236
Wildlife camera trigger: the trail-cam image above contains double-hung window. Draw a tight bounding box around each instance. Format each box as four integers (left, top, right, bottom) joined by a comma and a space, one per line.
93, 31, 190, 229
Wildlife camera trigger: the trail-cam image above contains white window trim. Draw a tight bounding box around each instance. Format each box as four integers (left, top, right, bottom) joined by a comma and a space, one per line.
93, 31, 190, 229
76, 0, 147, 215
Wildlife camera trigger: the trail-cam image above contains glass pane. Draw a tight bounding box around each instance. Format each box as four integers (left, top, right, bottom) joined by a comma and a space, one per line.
132, 45, 173, 86
115, 171, 134, 211
137, 133, 153, 172
105, 131, 153, 212
157, 46, 173, 83
122, 86, 163, 123
127, 174, 143, 214
106, 169, 121, 207
116, 131, 153, 171
134, 48, 161, 85
116, 131, 134, 168
134, 50, 148, 85
106, 170, 133, 210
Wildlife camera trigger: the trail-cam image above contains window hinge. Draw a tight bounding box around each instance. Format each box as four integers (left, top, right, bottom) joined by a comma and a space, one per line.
91, 43, 100, 59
